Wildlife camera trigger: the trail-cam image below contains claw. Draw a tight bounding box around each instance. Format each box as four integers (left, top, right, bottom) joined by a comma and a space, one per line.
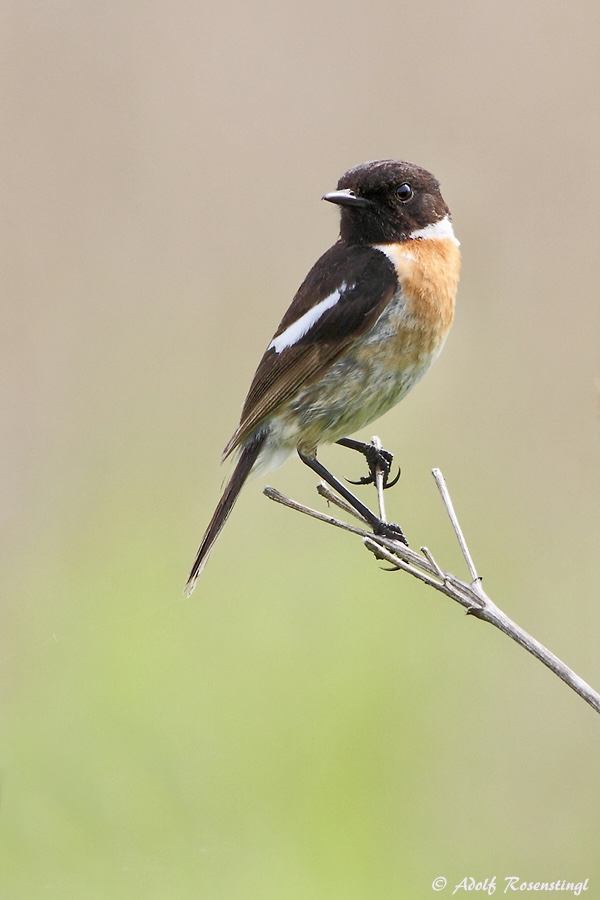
337, 437, 402, 491
346, 474, 376, 486
384, 466, 401, 489
346, 463, 401, 490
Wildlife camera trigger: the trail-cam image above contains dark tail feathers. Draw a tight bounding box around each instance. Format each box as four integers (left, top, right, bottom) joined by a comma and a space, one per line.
184, 434, 266, 596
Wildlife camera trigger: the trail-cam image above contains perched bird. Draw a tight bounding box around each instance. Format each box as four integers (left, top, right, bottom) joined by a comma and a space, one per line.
185, 159, 460, 594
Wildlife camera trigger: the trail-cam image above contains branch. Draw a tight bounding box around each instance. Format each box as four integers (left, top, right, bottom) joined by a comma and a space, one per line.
263, 442, 599, 714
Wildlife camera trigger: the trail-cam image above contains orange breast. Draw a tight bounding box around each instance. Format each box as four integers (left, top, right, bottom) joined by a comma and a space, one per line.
385, 237, 461, 335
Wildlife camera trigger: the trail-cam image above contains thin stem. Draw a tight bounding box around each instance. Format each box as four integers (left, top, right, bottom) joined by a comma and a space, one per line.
432, 467, 479, 582
264, 471, 600, 715
264, 487, 371, 539
316, 483, 367, 523
371, 435, 387, 523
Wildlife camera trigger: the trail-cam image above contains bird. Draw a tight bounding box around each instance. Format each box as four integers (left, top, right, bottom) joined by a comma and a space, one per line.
185, 159, 460, 595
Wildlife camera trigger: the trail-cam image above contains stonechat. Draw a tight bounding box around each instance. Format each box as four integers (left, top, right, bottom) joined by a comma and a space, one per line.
186, 160, 460, 594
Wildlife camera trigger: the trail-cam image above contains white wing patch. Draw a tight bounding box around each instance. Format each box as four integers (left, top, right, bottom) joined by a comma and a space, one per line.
268, 282, 348, 354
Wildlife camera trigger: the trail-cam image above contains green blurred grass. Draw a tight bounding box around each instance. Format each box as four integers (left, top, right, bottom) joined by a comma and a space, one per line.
2, 442, 598, 897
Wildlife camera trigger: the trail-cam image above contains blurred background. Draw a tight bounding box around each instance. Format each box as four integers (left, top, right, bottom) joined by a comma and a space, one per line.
1, 1, 598, 897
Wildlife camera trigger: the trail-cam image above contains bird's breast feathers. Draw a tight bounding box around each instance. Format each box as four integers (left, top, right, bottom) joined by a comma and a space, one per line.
373, 227, 460, 338
224, 229, 460, 458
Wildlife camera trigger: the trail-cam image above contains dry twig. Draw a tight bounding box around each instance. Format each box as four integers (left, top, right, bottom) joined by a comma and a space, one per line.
264, 438, 599, 714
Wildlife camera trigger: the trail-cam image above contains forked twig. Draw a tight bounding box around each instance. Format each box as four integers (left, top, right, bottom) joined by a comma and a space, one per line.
264, 438, 599, 714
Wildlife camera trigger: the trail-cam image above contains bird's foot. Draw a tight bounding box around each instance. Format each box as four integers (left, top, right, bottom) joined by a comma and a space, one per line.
339, 439, 401, 489
372, 519, 408, 545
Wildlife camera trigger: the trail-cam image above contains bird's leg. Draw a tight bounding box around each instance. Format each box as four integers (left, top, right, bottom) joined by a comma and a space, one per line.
336, 437, 401, 489
298, 450, 408, 545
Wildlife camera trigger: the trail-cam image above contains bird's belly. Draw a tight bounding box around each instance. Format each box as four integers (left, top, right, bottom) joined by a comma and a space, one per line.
267, 306, 449, 456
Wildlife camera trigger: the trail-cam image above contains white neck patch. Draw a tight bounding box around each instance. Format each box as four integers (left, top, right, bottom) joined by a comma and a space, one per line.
410, 215, 459, 245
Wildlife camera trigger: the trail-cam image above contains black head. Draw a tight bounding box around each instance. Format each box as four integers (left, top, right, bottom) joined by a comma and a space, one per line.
323, 159, 451, 245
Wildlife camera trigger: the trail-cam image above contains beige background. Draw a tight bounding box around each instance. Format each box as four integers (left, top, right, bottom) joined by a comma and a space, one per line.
1, 1, 598, 897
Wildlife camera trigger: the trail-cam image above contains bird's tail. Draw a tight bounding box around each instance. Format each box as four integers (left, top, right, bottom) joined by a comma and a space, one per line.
184, 433, 266, 596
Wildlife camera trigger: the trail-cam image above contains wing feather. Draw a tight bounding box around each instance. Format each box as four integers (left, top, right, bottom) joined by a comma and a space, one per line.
223, 243, 397, 457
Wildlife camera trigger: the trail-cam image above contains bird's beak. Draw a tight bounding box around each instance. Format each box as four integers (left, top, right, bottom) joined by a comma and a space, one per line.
322, 189, 372, 208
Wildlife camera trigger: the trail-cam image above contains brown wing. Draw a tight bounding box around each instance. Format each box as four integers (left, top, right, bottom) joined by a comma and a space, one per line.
223, 243, 397, 458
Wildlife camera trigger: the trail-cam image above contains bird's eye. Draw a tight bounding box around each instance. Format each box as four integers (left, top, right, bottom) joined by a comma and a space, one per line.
396, 183, 413, 203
